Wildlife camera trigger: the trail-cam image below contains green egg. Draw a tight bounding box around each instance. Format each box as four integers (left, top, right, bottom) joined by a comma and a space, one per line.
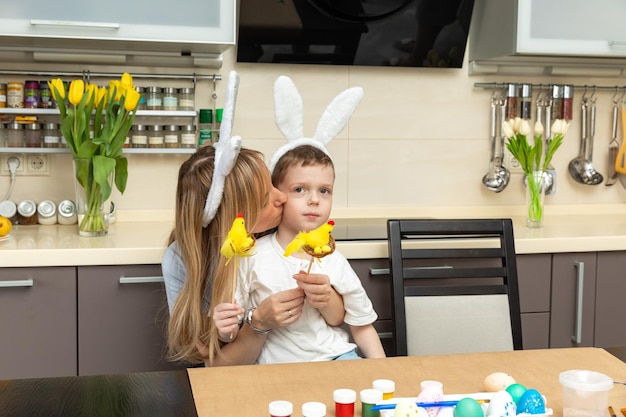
505, 383, 527, 405
454, 398, 484, 417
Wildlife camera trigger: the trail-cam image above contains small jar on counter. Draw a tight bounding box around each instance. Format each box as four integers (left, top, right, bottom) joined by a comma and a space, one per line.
178, 87, 195, 110
17, 200, 38, 225
0, 200, 17, 224
162, 87, 178, 111
7, 122, 24, 147
37, 200, 57, 225
43, 123, 60, 148
164, 125, 180, 148
131, 124, 148, 148
24, 123, 42, 147
145, 87, 163, 110
180, 124, 196, 149
148, 124, 164, 148
57, 200, 77, 225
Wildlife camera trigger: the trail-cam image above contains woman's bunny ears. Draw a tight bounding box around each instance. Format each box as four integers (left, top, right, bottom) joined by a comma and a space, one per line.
202, 70, 241, 227
268, 76, 363, 173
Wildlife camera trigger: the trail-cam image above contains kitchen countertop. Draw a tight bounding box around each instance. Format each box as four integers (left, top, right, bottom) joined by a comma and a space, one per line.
1, 205, 626, 267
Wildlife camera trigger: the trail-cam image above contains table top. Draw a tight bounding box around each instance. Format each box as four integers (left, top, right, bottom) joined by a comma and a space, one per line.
188, 348, 626, 417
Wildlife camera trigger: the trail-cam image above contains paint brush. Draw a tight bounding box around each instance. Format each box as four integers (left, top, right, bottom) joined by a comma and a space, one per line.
371, 399, 489, 411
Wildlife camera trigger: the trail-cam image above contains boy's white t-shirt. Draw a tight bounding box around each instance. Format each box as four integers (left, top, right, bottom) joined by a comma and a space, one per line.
237, 233, 378, 364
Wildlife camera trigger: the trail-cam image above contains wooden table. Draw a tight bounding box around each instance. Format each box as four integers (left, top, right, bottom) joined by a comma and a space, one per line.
188, 348, 626, 417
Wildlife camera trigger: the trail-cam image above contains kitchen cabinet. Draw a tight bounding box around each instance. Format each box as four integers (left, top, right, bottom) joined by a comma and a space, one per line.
550, 252, 597, 348
594, 251, 626, 347
0, 267, 77, 379
516, 254, 551, 349
77, 264, 186, 376
0, 0, 235, 67
469, 0, 626, 76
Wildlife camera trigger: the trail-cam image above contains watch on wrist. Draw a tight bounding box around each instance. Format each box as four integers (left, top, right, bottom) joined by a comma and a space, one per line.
244, 308, 271, 335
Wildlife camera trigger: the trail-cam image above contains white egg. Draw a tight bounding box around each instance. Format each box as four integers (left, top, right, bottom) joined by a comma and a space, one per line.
484, 372, 516, 392
486, 390, 516, 417
394, 399, 426, 417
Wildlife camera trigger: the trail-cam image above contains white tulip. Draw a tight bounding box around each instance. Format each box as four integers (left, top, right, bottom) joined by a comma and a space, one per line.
519, 120, 532, 136
534, 121, 544, 136
501, 120, 515, 138
512, 117, 523, 132
552, 119, 570, 136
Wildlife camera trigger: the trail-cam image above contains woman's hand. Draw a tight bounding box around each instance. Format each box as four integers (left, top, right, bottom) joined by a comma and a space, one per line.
252, 288, 306, 331
293, 271, 345, 326
212, 301, 244, 343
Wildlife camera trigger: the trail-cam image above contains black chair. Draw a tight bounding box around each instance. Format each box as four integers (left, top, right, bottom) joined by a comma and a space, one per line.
387, 218, 523, 356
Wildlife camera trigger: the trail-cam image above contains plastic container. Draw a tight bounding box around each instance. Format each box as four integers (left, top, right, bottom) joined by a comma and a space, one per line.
37, 200, 57, 225
559, 370, 613, 417
373, 379, 395, 400
360, 389, 383, 417
302, 401, 326, 417
269, 400, 293, 417
334, 389, 356, 417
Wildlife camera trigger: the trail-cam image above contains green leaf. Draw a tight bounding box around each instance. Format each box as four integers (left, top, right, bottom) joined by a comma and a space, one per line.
114, 157, 128, 194
93, 155, 115, 201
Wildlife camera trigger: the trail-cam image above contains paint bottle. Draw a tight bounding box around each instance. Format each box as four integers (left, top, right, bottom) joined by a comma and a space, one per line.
333, 389, 356, 417
373, 379, 395, 400
302, 401, 326, 417
360, 389, 383, 417
269, 400, 292, 417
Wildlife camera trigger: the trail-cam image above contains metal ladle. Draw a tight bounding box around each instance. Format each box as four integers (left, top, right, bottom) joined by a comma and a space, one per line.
482, 96, 510, 192
568, 97, 604, 185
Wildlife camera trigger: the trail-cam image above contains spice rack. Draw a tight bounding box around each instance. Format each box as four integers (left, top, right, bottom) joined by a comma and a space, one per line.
0, 70, 222, 154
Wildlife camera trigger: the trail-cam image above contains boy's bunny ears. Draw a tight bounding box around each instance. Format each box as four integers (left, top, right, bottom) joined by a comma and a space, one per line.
268, 76, 363, 173
202, 70, 241, 227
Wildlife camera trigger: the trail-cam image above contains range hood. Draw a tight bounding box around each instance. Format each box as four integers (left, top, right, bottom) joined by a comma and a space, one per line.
0, 0, 235, 69
469, 0, 626, 77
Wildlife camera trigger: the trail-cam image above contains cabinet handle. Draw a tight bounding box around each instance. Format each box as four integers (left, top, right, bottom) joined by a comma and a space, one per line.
119, 276, 164, 284
31, 19, 120, 29
609, 41, 626, 48
377, 332, 393, 340
0, 279, 34, 288
369, 268, 390, 275
571, 261, 584, 344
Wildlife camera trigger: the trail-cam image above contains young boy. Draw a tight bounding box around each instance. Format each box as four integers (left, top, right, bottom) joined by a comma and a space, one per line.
235, 144, 386, 364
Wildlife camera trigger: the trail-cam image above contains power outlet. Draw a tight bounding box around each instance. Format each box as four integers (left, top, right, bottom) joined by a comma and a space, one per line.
0, 153, 50, 176
503, 149, 524, 174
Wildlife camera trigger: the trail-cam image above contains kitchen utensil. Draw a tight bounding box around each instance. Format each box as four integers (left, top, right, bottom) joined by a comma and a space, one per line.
615, 106, 626, 174
606, 100, 620, 186
586, 98, 603, 184
211, 76, 218, 100
482, 96, 509, 192
540, 93, 556, 194
568, 99, 603, 185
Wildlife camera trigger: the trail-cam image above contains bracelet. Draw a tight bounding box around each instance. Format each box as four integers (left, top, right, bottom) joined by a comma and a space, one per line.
244, 308, 271, 335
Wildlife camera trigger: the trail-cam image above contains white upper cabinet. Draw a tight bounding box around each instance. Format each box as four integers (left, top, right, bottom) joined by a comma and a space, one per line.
0, 0, 235, 68
469, 0, 626, 76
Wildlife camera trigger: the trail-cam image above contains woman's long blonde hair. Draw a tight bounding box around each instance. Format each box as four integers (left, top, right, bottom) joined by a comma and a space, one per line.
167, 145, 270, 364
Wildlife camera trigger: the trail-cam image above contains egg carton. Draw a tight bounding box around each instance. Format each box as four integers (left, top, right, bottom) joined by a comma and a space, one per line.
379, 393, 553, 417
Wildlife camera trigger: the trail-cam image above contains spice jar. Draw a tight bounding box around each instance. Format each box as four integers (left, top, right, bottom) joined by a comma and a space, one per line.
302, 402, 326, 417
7, 122, 24, 147
505, 83, 518, 119
551, 85, 563, 120
148, 124, 164, 148
57, 200, 77, 225
145, 87, 162, 110
7, 82, 24, 108
17, 200, 38, 225
562, 85, 574, 121
39, 81, 53, 108
24, 80, 40, 108
164, 125, 180, 148
24, 123, 42, 147
0, 123, 7, 147
0, 83, 6, 108
131, 124, 148, 148
135, 86, 146, 110
180, 124, 197, 149
520, 84, 533, 120
198, 109, 213, 146
43, 123, 60, 148
162, 87, 178, 110
37, 200, 57, 225
178, 87, 195, 110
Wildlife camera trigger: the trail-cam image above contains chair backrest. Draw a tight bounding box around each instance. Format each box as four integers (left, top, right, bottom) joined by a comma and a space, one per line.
387, 218, 523, 356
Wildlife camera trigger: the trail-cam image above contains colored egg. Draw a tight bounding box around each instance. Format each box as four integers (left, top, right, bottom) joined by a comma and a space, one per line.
505, 383, 527, 405
486, 390, 516, 417
454, 398, 485, 417
394, 399, 425, 417
484, 373, 517, 392
516, 389, 545, 415
417, 386, 445, 417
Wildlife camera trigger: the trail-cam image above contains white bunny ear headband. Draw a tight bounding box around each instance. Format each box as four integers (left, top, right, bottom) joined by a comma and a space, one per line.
268, 76, 363, 173
202, 70, 242, 227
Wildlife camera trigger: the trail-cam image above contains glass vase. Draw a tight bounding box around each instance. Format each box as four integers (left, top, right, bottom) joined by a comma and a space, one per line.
525, 170, 547, 228
72, 158, 111, 237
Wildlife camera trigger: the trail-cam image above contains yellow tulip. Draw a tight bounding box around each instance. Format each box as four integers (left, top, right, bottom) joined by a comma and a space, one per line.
96, 87, 108, 107
85, 84, 98, 106
120, 72, 133, 88
108, 80, 122, 102
68, 79, 85, 105
124, 88, 141, 111
48, 79, 65, 102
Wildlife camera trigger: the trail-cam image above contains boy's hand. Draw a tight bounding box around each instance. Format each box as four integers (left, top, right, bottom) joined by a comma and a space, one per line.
293, 271, 333, 309
212, 301, 244, 343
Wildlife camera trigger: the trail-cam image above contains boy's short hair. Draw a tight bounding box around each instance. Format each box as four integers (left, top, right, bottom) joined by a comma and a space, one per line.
271, 144, 334, 186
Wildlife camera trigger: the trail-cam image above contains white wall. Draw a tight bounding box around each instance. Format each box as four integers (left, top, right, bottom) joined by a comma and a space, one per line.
4, 48, 626, 216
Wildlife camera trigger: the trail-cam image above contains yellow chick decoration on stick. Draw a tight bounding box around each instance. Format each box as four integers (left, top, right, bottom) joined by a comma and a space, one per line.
284, 220, 336, 274
220, 213, 255, 264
